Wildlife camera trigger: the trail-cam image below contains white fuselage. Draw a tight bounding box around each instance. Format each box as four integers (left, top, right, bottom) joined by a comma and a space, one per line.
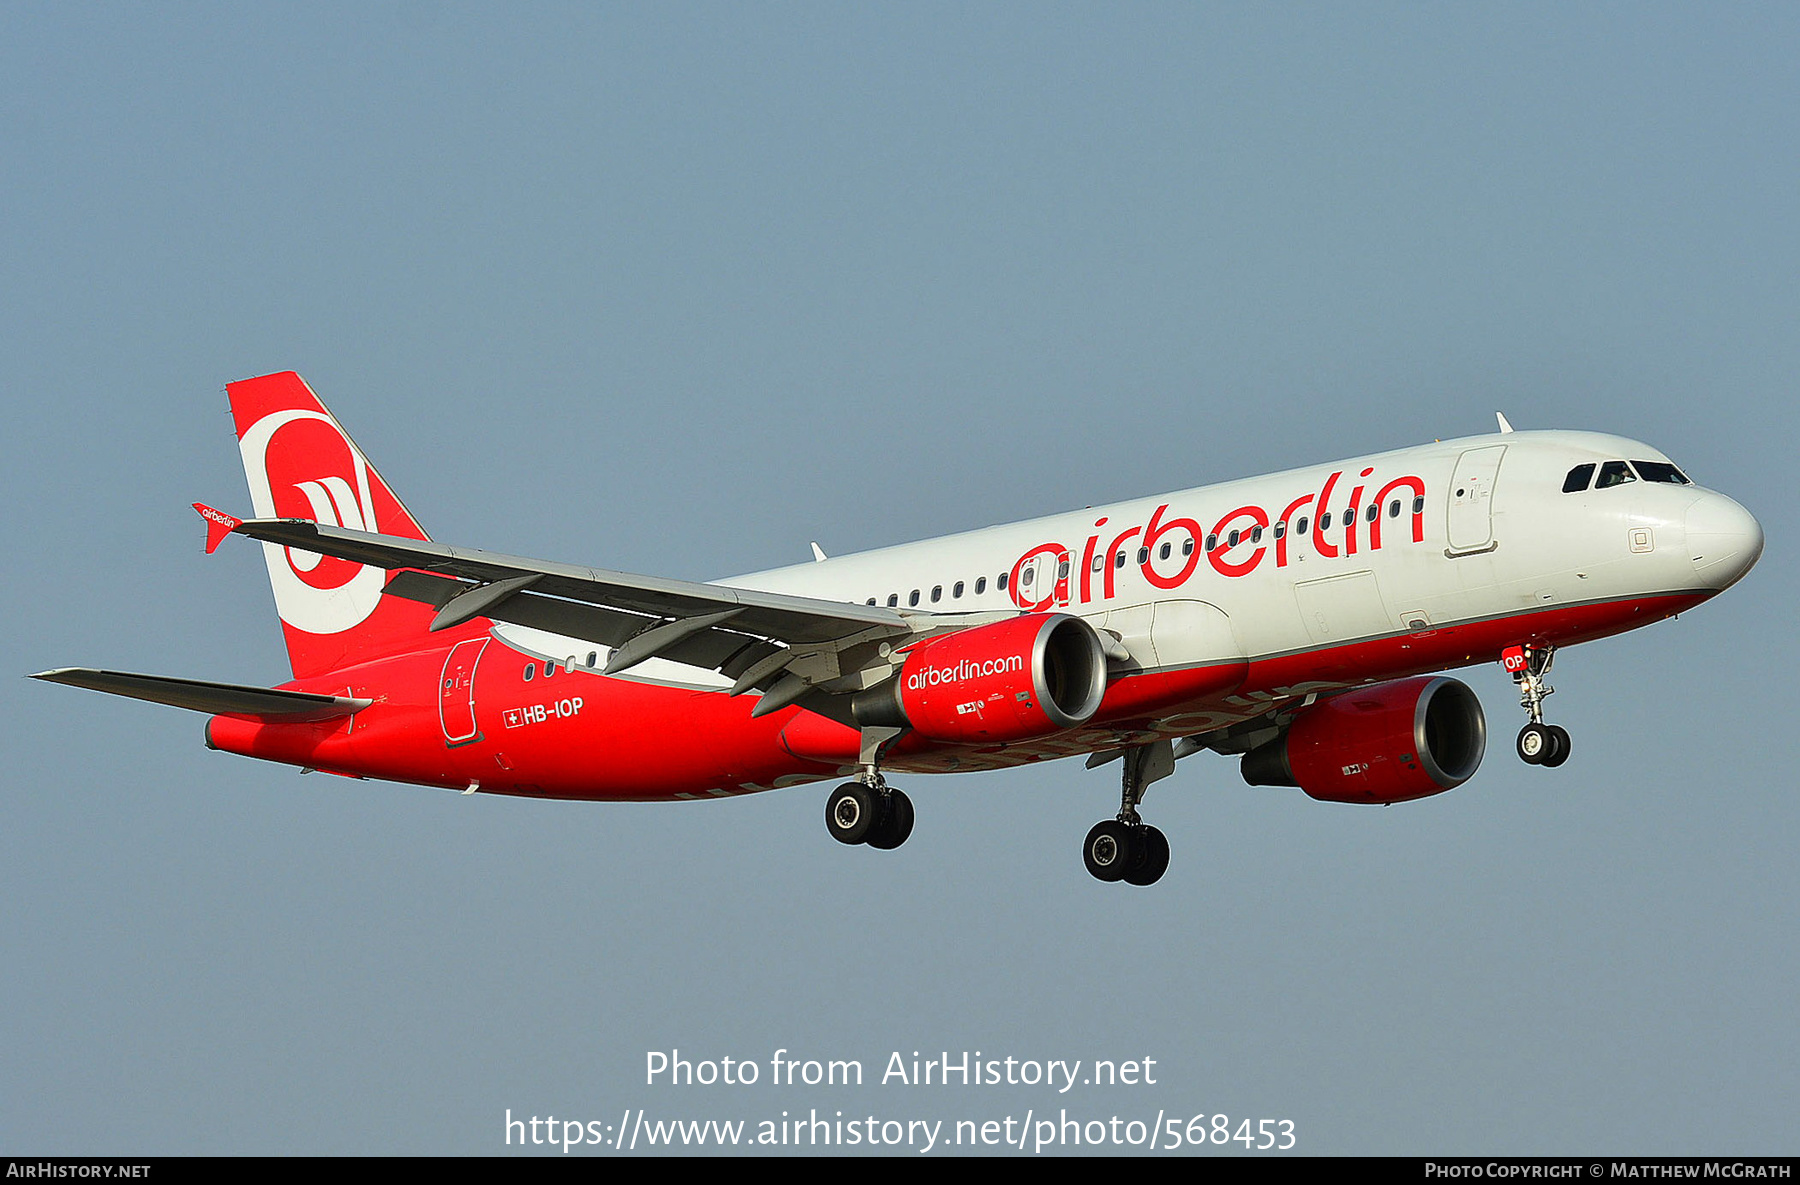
756, 429, 1752, 662
494, 428, 1760, 762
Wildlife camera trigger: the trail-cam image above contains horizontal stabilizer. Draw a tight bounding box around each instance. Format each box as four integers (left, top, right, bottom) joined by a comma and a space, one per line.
30, 668, 371, 721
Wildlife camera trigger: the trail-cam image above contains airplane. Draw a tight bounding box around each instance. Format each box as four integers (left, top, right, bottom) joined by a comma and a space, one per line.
33, 372, 1763, 885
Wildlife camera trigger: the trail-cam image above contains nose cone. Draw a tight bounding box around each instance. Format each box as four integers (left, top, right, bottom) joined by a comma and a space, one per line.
1686, 493, 1764, 590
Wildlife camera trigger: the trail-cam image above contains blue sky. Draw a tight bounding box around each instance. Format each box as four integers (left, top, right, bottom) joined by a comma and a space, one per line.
4, 3, 1796, 1154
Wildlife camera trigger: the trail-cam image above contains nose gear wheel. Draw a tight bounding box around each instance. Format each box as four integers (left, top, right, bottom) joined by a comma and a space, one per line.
1508, 644, 1572, 768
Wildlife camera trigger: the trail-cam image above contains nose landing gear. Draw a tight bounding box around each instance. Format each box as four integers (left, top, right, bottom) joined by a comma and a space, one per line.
1504, 644, 1571, 768
1083, 740, 1173, 886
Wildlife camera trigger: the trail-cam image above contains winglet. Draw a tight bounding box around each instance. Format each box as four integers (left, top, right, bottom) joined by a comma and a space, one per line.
1496, 412, 1515, 434
193, 503, 243, 554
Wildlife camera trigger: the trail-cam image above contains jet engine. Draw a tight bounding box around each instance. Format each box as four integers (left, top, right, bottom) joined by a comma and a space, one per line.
854, 613, 1108, 744
1240, 675, 1486, 804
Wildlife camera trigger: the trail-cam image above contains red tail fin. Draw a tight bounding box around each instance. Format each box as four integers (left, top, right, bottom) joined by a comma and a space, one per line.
227, 372, 438, 679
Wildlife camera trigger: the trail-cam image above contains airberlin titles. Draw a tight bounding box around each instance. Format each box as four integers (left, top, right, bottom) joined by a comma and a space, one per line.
905, 654, 1026, 691
1007, 466, 1428, 611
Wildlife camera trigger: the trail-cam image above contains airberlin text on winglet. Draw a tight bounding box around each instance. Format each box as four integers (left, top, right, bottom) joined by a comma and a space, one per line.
645, 1048, 1156, 1092
1006, 466, 1427, 610
193, 502, 243, 555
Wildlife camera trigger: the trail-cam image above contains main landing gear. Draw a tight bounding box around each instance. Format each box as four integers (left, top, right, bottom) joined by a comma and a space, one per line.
825, 774, 915, 851
1506, 643, 1571, 768
1083, 741, 1173, 886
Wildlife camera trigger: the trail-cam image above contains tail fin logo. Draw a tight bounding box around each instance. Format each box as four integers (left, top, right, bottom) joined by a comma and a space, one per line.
287, 477, 374, 571
239, 408, 386, 635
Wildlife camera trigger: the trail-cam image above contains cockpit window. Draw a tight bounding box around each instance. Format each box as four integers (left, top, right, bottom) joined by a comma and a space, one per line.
1596, 460, 1636, 489
1563, 463, 1595, 493
1631, 460, 1691, 485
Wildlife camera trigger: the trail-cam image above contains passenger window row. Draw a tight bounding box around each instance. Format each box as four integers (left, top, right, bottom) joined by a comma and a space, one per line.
522, 652, 601, 681
861, 494, 1430, 608
868, 573, 1004, 608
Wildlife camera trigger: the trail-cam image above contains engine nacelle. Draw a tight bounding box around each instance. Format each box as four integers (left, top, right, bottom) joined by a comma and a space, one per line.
1240, 675, 1486, 804
856, 613, 1108, 745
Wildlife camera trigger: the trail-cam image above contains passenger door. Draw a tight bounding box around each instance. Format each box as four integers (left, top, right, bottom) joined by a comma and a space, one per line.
1447, 445, 1506, 553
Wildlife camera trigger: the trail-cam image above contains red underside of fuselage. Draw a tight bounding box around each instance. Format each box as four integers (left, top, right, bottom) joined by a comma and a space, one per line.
204, 591, 1708, 801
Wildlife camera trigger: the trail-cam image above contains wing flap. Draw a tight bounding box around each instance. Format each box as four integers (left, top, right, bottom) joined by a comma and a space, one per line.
380, 571, 796, 690
30, 668, 371, 721
384, 570, 646, 646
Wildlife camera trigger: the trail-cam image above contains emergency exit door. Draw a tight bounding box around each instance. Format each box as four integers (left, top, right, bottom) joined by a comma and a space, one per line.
1447, 445, 1506, 553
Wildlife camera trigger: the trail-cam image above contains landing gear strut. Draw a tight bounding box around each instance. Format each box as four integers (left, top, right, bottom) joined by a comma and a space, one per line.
1507, 643, 1571, 768
825, 769, 914, 850
1083, 742, 1172, 886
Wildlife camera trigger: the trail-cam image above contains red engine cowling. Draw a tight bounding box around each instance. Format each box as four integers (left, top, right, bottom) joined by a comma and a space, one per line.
1240, 675, 1486, 804
857, 613, 1108, 744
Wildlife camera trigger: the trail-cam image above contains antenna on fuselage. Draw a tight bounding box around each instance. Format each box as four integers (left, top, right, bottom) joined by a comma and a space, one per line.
1496, 412, 1515, 434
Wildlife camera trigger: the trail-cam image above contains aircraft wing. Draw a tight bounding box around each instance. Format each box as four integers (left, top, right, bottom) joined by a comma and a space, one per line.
31, 668, 371, 721
229, 519, 1004, 709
